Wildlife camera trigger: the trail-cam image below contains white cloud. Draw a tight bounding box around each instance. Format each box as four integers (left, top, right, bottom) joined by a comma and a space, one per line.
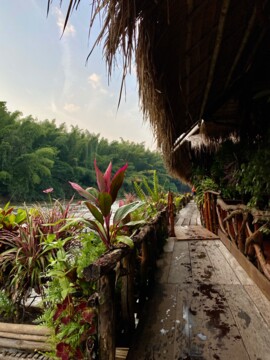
88, 73, 108, 94
64, 103, 80, 112
53, 7, 76, 37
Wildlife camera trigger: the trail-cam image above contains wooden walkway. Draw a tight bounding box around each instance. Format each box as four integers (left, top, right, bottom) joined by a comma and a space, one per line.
127, 201, 270, 360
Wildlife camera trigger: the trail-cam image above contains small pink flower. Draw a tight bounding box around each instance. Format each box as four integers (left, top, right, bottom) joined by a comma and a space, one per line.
43, 187, 54, 193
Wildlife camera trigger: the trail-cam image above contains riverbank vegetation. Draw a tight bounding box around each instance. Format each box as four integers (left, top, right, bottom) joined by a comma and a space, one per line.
0, 102, 189, 203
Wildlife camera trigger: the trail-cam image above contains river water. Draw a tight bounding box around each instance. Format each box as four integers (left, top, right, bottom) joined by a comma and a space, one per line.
3, 201, 120, 220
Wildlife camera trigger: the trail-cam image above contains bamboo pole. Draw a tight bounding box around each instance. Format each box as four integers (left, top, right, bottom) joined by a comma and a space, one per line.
0, 323, 50, 336
0, 331, 48, 342
0, 338, 51, 351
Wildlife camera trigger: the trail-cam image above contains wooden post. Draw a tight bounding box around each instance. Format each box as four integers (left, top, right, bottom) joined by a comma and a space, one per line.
120, 253, 135, 345
98, 273, 116, 360
212, 193, 218, 234
207, 193, 213, 232
168, 191, 175, 237
204, 193, 210, 230
138, 238, 149, 316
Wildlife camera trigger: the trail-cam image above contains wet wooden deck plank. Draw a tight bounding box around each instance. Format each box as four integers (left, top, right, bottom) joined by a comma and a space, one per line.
128, 202, 270, 360
175, 225, 219, 241
175, 200, 201, 227
174, 284, 249, 360
167, 242, 192, 285
243, 284, 270, 327
189, 240, 220, 284
224, 284, 270, 360
217, 241, 255, 286
204, 240, 241, 285
127, 283, 178, 360
156, 252, 173, 284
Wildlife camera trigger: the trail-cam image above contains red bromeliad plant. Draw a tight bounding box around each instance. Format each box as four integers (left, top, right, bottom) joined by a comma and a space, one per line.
69, 160, 143, 250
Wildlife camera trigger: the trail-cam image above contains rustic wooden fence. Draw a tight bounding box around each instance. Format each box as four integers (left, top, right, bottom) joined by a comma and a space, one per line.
84, 208, 169, 359
201, 191, 270, 297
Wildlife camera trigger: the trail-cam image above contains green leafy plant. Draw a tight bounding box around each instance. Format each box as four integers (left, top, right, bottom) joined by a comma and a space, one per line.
0, 290, 15, 320
236, 146, 270, 209
76, 231, 106, 278
0, 202, 27, 231
133, 170, 167, 219
193, 177, 219, 205
0, 199, 79, 318
69, 160, 143, 250
174, 194, 186, 212
37, 242, 99, 360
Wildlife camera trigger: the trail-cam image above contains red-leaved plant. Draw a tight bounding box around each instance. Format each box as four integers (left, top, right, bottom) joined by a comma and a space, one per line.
69, 160, 143, 249
53, 296, 96, 360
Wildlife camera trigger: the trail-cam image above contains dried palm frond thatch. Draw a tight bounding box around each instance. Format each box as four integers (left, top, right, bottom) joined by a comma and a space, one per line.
47, 0, 270, 183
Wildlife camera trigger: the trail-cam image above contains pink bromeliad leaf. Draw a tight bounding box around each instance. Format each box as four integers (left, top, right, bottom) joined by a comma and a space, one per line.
94, 159, 106, 192
110, 163, 128, 202
69, 182, 96, 202
103, 162, 112, 192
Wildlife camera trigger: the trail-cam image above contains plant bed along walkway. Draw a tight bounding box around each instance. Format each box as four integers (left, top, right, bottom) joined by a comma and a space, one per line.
127, 201, 270, 360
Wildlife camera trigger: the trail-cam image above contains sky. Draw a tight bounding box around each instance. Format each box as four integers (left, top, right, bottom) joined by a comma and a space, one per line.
0, 0, 156, 149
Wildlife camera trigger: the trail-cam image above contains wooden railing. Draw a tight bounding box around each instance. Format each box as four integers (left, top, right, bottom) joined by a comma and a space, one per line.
83, 208, 169, 360
201, 192, 270, 282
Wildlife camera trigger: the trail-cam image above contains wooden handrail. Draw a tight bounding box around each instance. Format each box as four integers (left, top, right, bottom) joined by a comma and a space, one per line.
83, 208, 169, 360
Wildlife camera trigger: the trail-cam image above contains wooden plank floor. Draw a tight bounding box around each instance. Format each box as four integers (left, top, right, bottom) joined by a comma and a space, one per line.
127, 202, 270, 360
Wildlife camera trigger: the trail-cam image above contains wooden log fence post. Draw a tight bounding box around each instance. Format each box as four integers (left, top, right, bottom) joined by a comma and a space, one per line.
168, 191, 175, 237
120, 253, 135, 345
98, 273, 116, 360
204, 192, 210, 230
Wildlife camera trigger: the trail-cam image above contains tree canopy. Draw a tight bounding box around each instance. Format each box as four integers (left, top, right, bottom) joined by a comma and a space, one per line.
0, 102, 189, 202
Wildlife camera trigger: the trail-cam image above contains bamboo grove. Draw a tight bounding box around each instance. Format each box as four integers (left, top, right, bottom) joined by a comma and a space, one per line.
0, 102, 189, 202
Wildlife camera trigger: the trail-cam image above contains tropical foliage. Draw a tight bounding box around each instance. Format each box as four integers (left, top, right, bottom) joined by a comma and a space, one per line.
0, 199, 79, 320
0, 159, 166, 359
133, 170, 167, 220
192, 129, 270, 209
68, 161, 144, 249
0, 102, 189, 202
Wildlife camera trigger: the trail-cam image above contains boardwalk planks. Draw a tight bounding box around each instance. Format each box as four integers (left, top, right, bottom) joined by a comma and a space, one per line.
128, 202, 270, 360
127, 284, 178, 360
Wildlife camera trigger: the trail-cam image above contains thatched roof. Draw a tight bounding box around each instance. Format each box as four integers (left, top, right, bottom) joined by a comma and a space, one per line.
51, 0, 270, 182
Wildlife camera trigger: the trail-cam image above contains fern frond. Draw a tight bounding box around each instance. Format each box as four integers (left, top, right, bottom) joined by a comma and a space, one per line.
143, 177, 154, 199
133, 181, 146, 201
152, 170, 160, 202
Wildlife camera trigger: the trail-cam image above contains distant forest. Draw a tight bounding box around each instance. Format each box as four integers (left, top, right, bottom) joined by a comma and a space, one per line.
0, 102, 189, 202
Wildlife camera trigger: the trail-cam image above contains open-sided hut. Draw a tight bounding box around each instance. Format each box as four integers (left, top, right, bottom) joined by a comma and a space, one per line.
53, 0, 270, 183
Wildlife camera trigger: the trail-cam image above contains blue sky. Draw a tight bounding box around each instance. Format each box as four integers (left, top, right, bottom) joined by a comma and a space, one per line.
0, 0, 156, 149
